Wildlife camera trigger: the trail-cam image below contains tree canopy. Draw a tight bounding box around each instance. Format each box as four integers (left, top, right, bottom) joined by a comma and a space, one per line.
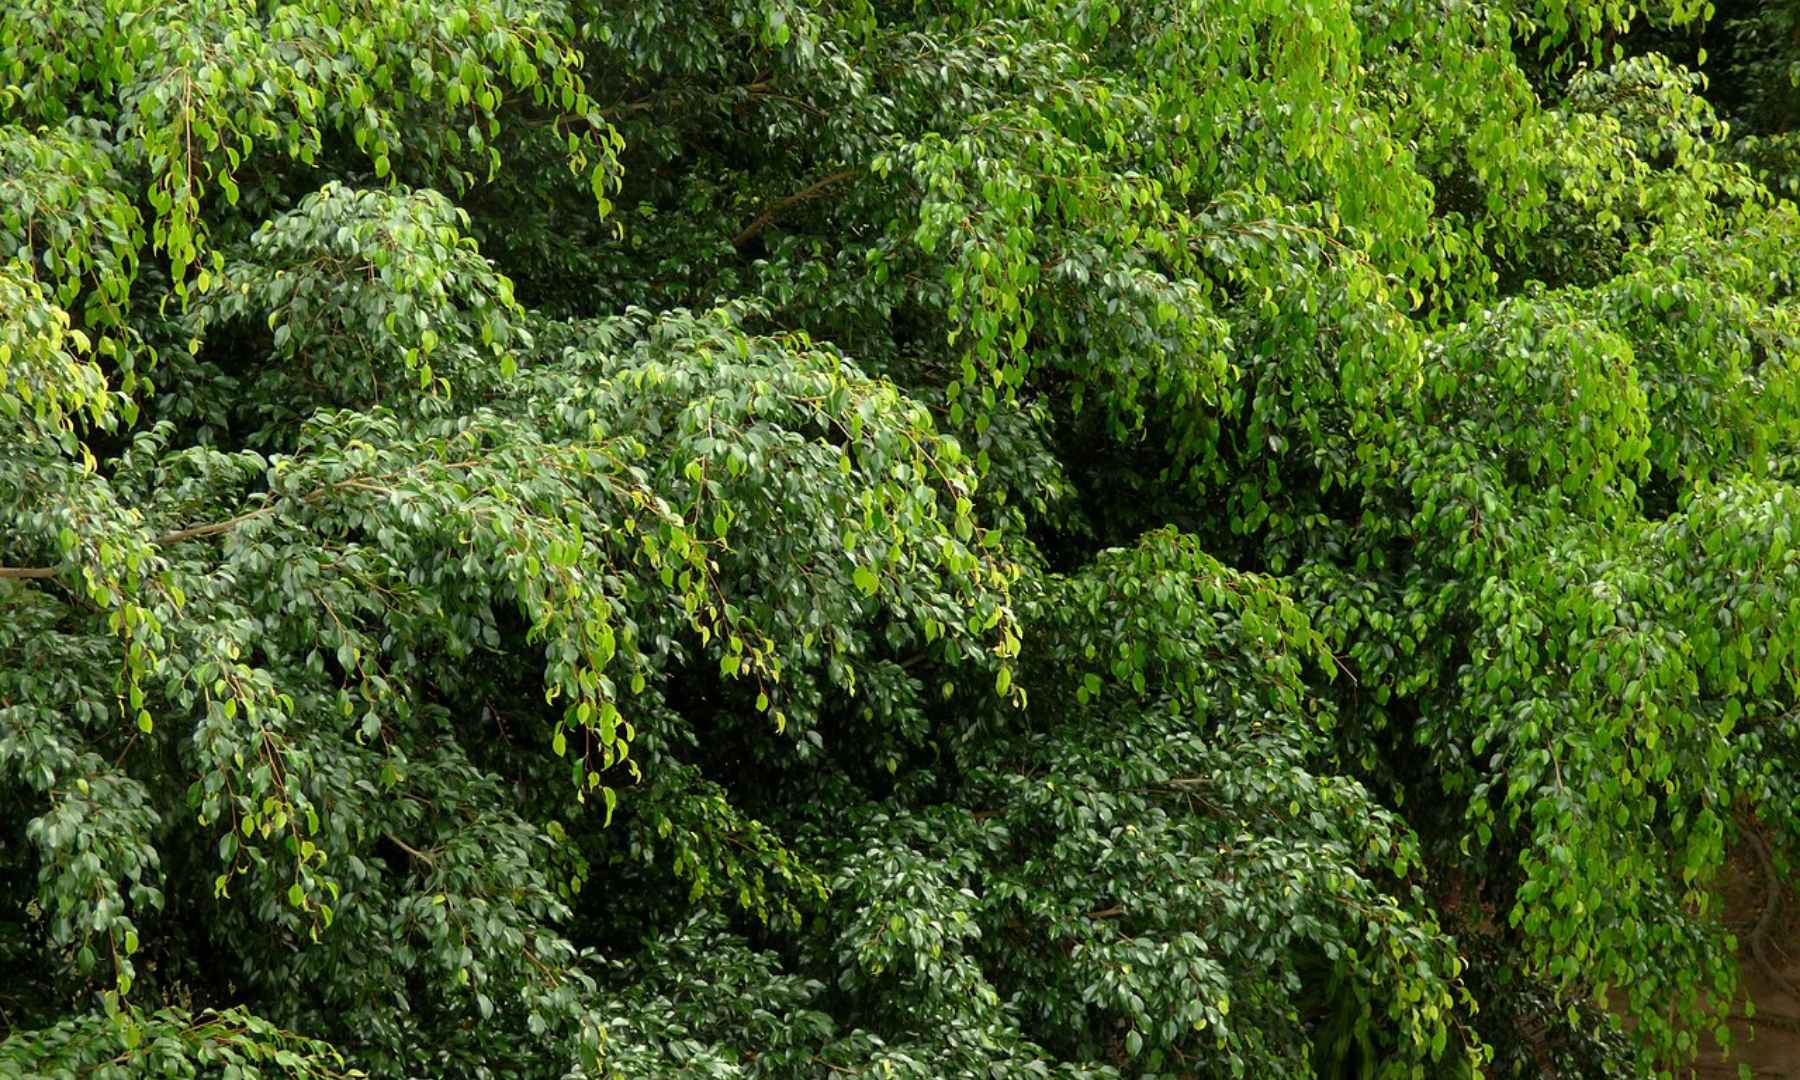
2, 0, 1798, 1077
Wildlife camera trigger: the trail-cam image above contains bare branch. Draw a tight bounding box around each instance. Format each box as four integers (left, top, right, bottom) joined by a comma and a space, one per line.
384, 833, 437, 866
732, 168, 859, 249
0, 566, 58, 579
156, 507, 276, 545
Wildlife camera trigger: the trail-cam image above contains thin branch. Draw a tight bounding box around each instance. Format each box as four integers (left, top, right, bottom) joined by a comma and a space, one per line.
0, 462, 465, 580
384, 833, 437, 866
732, 168, 858, 249
1, 507, 276, 580
113, 730, 140, 769
1738, 1006, 1800, 1034
743, 84, 828, 119
156, 507, 276, 545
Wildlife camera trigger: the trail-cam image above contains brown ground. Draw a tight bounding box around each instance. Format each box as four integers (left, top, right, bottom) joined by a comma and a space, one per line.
1697, 840, 1800, 1079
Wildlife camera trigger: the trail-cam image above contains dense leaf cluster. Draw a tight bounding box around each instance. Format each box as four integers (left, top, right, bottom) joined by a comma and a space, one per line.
3, 1, 1798, 1078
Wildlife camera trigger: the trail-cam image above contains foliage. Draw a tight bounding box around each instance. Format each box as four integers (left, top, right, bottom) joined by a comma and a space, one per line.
2, 0, 1799, 1078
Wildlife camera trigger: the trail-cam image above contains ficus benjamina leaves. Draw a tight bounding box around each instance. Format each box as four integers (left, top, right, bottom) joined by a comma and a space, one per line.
2, 1, 1799, 1079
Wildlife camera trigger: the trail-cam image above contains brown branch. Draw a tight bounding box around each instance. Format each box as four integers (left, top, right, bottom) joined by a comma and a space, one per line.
384, 833, 437, 866
1, 507, 276, 581
0, 456, 474, 581
1086, 905, 1125, 919
1695, 1065, 1792, 1078
4, 454, 491, 583
1740, 1006, 1800, 1034
156, 507, 276, 545
743, 84, 828, 119
731, 167, 858, 249
0, 566, 58, 579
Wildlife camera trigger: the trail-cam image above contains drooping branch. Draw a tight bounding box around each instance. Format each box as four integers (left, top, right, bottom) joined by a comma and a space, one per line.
0, 507, 277, 581
0, 461, 471, 581
731, 167, 859, 249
